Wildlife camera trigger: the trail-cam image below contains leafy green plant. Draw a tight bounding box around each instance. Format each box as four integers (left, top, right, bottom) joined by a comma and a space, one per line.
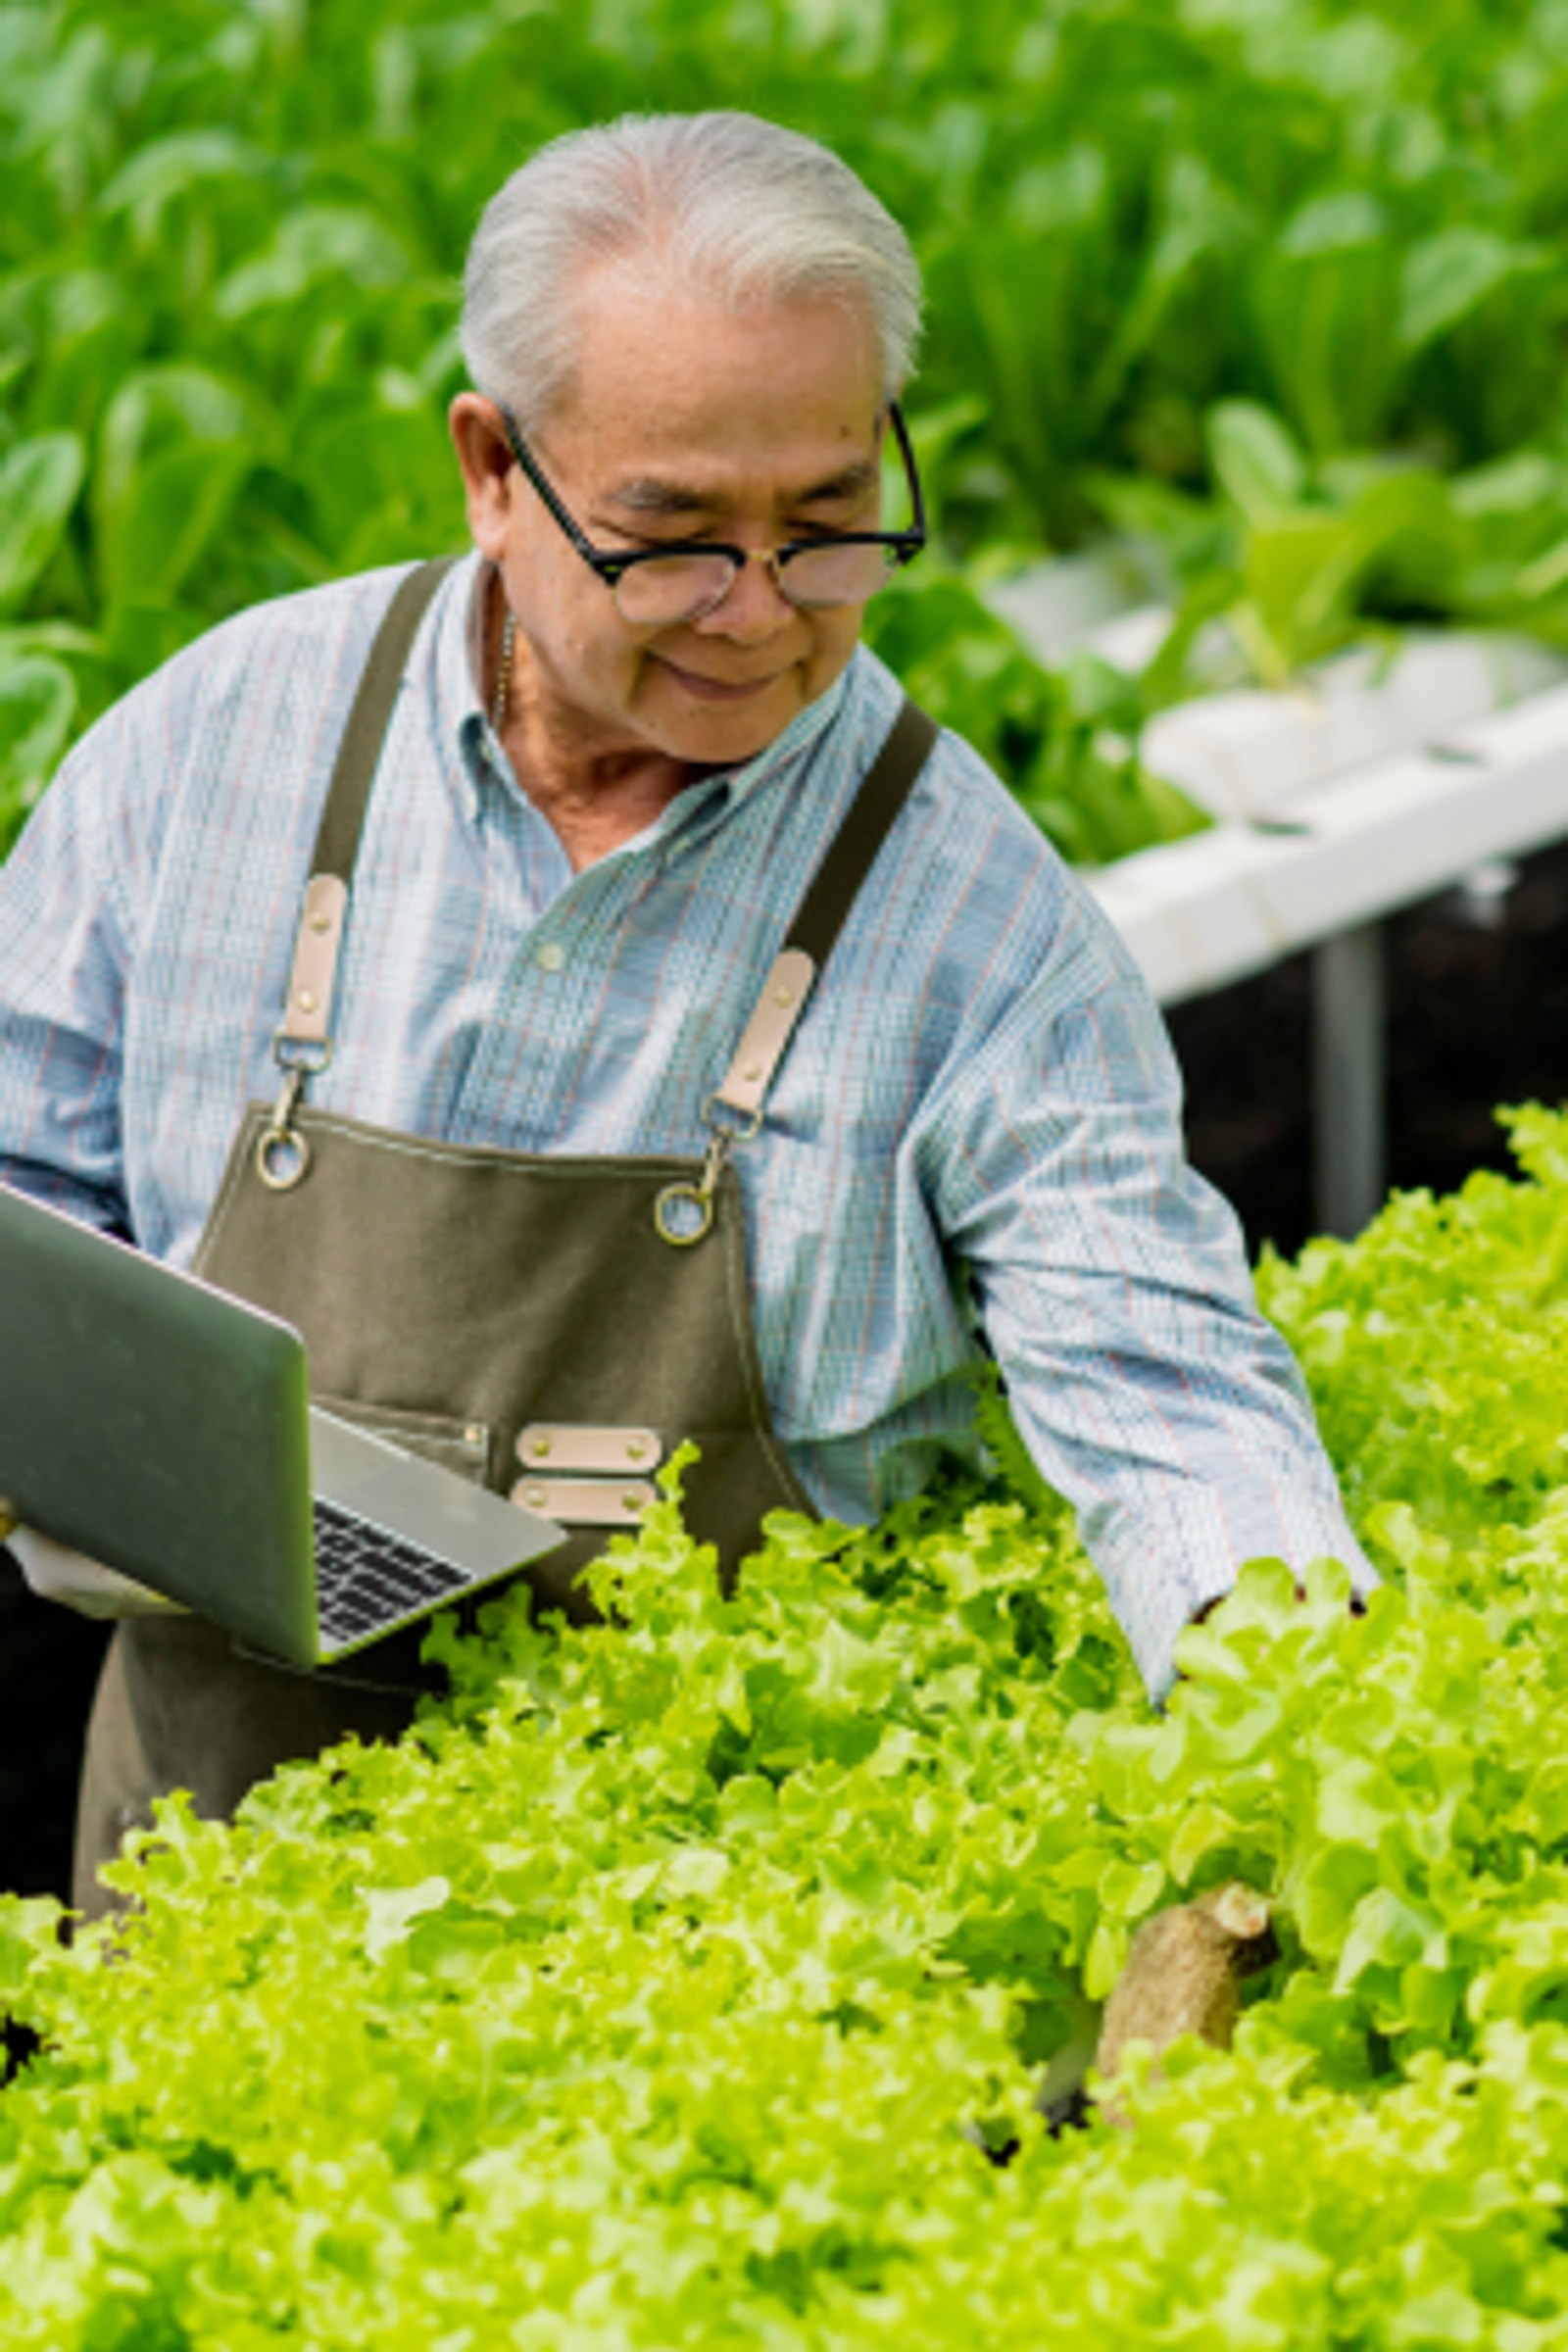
8, 1109, 1568, 2338
9, 0, 1568, 854
863, 565, 1206, 863
1108, 398, 1568, 695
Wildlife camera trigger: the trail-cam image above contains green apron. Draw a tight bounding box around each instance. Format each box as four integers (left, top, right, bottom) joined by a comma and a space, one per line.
73, 561, 937, 1915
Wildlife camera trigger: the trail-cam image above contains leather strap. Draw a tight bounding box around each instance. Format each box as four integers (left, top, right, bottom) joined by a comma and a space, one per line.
276, 558, 459, 1055
787, 697, 938, 968
312, 557, 461, 882
712, 697, 939, 1120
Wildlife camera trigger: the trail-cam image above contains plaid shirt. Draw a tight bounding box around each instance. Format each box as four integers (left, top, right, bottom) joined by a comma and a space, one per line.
0, 553, 1372, 1692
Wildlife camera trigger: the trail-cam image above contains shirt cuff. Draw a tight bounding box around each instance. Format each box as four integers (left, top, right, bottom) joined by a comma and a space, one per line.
1087, 1483, 1380, 1704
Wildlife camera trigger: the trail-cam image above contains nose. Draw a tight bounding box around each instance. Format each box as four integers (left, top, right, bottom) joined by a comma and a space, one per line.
692, 549, 795, 642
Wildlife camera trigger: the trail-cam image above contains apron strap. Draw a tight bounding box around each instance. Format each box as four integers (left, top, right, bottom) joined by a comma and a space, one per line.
275, 557, 461, 1058
711, 697, 939, 1122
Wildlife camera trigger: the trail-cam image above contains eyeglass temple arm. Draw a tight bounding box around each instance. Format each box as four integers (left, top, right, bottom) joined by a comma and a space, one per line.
887, 401, 927, 547
494, 400, 611, 567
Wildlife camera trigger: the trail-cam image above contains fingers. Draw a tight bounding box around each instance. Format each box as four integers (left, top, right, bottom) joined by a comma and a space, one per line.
8, 1526, 187, 1619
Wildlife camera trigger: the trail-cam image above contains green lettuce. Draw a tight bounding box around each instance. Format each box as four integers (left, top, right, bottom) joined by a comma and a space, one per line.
8, 1112, 1568, 2339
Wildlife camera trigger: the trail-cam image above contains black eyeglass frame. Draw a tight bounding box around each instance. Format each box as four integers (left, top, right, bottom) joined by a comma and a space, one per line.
488, 394, 927, 612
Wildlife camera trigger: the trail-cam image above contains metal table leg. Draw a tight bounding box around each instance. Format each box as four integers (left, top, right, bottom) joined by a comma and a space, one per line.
1312, 923, 1385, 1239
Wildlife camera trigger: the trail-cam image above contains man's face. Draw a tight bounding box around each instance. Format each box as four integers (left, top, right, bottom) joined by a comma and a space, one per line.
453, 270, 887, 773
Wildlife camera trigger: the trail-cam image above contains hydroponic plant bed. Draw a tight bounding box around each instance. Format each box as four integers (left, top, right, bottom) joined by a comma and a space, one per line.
7, 1107, 1568, 2345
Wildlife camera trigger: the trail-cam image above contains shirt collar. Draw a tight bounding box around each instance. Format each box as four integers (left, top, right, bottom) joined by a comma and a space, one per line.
435, 550, 862, 835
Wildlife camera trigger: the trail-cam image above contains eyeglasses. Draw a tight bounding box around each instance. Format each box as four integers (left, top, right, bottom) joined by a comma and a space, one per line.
489, 395, 926, 627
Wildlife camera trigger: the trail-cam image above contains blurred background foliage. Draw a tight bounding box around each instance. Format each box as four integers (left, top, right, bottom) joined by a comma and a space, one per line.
7, 0, 1568, 856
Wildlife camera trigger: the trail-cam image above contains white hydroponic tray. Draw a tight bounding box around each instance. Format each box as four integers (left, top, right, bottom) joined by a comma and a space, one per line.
1094, 657, 1568, 1005
991, 560, 1568, 1231
991, 558, 1568, 1005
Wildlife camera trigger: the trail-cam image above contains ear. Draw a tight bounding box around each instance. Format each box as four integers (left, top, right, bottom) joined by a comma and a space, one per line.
448, 395, 515, 561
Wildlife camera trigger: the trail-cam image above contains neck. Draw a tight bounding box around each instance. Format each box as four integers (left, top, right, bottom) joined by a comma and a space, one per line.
489, 614, 694, 873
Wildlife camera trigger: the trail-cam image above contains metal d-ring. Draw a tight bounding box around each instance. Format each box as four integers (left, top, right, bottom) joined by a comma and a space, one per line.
256, 1065, 312, 1191
654, 1178, 715, 1248
254, 1037, 329, 1194
257, 1119, 313, 1192
655, 1129, 727, 1248
653, 1101, 761, 1248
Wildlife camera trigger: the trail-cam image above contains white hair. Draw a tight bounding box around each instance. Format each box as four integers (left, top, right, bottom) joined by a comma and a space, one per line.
461, 112, 923, 426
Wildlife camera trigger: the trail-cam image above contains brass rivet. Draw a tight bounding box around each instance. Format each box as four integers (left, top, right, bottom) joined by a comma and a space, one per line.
529, 1438, 551, 1459
626, 1441, 647, 1463
311, 912, 331, 934
743, 1062, 762, 1083
622, 1492, 645, 1512
297, 989, 318, 1013
524, 1486, 548, 1508
464, 1423, 486, 1449
773, 986, 794, 1007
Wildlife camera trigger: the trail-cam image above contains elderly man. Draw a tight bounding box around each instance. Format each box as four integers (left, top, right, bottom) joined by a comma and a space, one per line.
0, 112, 1372, 1911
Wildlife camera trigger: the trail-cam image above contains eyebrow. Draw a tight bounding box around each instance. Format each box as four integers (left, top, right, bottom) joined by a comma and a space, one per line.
605, 458, 881, 520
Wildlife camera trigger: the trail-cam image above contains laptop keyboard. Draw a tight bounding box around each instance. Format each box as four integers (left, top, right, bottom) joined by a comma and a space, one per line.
313, 1496, 476, 1648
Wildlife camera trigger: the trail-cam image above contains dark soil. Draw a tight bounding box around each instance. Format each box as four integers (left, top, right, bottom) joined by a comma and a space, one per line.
0, 1558, 107, 1901
1170, 839, 1568, 1259
4, 842, 1566, 1901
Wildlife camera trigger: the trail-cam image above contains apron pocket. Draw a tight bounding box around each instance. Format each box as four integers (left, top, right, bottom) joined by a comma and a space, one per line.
312, 1395, 492, 1488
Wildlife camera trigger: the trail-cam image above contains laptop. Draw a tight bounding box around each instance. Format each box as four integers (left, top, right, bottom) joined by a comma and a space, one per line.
0, 1181, 564, 1668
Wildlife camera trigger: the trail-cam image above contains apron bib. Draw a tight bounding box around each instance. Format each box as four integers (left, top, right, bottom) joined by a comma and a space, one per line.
74, 562, 936, 1913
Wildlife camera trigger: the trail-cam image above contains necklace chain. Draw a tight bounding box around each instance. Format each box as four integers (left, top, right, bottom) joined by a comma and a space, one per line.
491, 605, 516, 736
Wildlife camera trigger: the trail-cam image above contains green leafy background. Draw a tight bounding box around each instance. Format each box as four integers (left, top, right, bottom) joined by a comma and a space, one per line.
11, 0, 1568, 858
9, 1110, 1568, 2340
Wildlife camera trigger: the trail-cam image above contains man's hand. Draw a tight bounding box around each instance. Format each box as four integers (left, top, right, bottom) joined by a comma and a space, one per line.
1189, 1582, 1367, 1631
3, 1521, 187, 1620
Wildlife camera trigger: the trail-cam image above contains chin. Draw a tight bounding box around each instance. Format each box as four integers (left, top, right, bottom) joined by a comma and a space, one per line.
695, 710, 799, 765
651, 673, 813, 767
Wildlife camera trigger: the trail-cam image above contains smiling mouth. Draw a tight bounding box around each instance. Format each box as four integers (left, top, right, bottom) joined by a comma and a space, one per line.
656, 658, 786, 705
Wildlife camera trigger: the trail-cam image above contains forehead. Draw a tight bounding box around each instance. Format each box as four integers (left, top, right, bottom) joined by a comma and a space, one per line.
545, 266, 884, 488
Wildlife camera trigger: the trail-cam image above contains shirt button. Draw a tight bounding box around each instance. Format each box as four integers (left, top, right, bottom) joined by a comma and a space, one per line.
534, 941, 565, 973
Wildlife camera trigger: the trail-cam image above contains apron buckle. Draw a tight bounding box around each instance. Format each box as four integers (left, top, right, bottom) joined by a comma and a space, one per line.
654, 1100, 760, 1248
257, 1069, 311, 1191
256, 1036, 332, 1194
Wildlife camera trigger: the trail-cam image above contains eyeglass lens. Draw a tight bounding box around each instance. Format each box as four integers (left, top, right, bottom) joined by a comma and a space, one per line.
613, 540, 900, 626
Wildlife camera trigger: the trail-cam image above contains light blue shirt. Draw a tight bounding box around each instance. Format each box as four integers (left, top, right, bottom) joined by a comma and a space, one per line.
0, 553, 1373, 1693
